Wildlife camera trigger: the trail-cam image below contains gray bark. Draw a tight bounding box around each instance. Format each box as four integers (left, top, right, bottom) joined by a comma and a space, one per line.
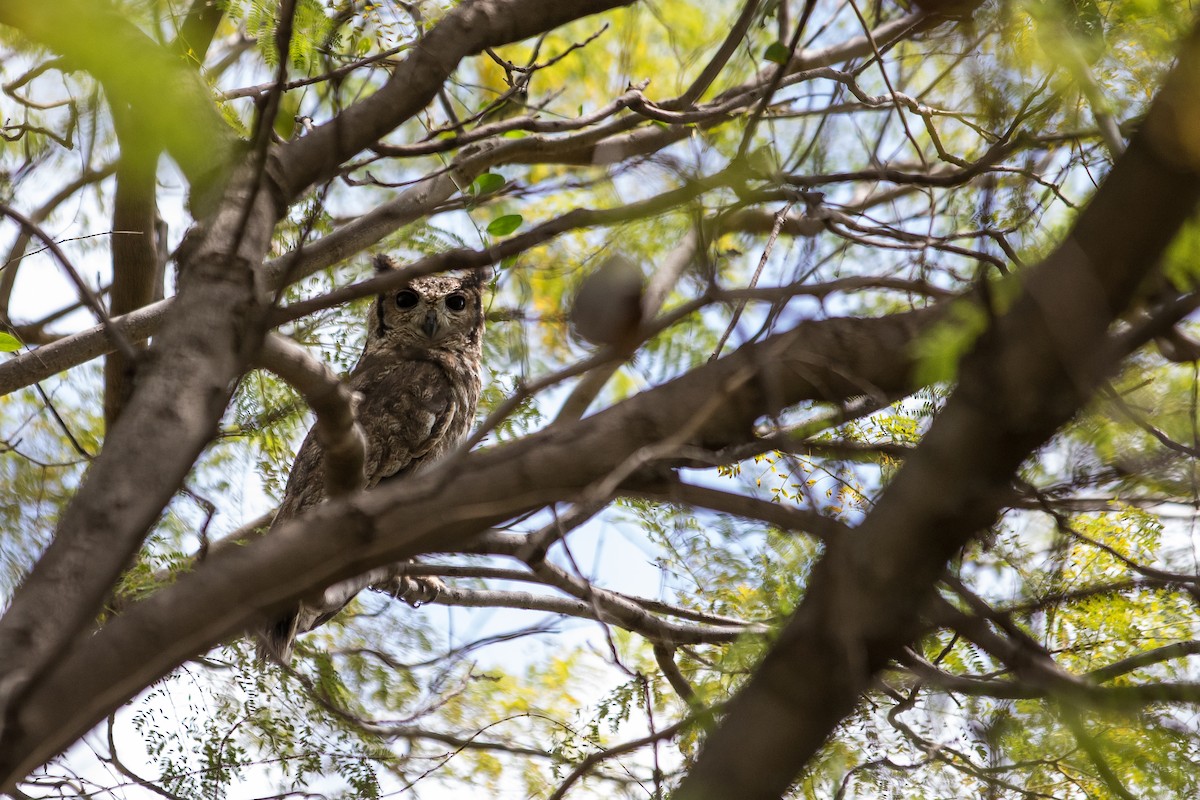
0, 308, 930, 785
672, 20, 1200, 800
0, 0, 636, 775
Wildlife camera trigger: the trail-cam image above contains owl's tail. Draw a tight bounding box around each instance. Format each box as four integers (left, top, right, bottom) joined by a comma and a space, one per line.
256, 611, 300, 666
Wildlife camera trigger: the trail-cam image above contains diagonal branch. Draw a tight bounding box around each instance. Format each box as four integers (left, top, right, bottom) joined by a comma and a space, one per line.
276, 0, 639, 198
0, 307, 933, 787
672, 20, 1200, 800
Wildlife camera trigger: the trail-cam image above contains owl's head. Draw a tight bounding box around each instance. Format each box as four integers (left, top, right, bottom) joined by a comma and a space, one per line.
367, 255, 486, 357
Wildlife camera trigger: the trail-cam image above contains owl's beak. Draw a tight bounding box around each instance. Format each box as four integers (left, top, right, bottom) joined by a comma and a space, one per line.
422, 311, 439, 338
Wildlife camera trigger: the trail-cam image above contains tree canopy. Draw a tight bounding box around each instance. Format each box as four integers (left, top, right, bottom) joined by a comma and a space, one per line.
2, 0, 1200, 798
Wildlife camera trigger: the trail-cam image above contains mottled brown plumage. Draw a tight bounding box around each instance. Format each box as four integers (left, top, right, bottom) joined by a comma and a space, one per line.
259, 257, 485, 664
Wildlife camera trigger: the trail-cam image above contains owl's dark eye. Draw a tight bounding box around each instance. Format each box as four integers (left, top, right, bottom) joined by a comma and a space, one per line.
395, 290, 419, 309
445, 293, 467, 312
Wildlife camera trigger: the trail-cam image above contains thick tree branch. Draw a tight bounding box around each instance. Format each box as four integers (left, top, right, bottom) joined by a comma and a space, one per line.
0, 307, 931, 786
0, 165, 280, 763
104, 111, 162, 427
104, 0, 228, 427
672, 21, 1200, 800
276, 0, 639, 198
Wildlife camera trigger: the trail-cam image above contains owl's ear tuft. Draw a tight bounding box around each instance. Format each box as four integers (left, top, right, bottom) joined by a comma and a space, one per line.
373, 254, 400, 273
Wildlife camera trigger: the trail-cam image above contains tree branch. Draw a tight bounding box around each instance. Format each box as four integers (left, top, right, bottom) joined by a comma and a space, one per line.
672, 20, 1200, 800
0, 0, 238, 194
0, 307, 931, 786
276, 0, 639, 198
254, 333, 366, 498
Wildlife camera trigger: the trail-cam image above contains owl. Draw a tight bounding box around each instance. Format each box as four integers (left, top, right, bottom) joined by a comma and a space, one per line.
258, 256, 486, 664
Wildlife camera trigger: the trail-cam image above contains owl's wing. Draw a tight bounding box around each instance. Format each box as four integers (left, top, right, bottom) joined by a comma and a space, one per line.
274, 358, 461, 513
273, 426, 326, 522
257, 427, 327, 664
257, 421, 384, 665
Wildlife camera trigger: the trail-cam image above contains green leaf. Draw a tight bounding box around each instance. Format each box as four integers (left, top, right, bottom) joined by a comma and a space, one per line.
764, 42, 790, 65
486, 214, 523, 237
0, 331, 22, 352
470, 173, 505, 196
500, 255, 518, 270
502, 129, 528, 139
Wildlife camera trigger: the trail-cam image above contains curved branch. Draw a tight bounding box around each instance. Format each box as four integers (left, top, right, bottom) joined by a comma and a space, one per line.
276, 0, 639, 197
254, 333, 365, 498
410, 584, 751, 645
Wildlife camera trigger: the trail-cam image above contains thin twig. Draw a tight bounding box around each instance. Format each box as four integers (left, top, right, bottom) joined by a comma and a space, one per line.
0, 203, 137, 362
710, 200, 793, 361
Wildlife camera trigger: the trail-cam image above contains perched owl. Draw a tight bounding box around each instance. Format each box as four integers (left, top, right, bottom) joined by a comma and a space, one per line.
259, 256, 486, 664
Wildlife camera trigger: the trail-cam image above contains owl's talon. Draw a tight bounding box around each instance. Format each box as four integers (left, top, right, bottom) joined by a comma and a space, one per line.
398, 574, 445, 608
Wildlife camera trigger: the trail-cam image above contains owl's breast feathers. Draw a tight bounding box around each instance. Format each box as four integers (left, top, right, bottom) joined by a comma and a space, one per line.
270, 346, 479, 527
348, 346, 481, 484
